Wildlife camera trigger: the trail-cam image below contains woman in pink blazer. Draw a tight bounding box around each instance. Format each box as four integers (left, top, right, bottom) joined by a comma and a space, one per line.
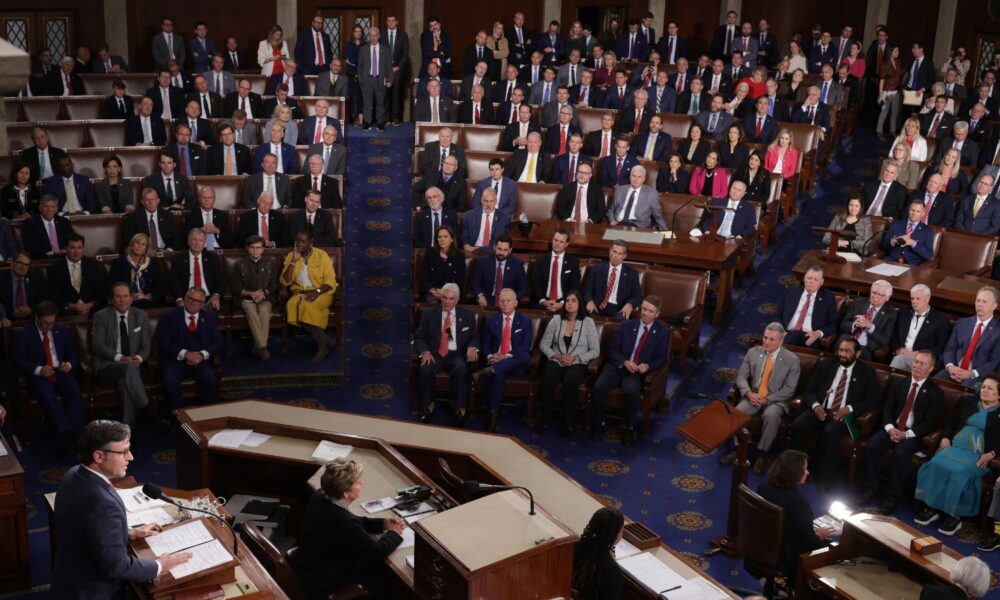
764, 128, 799, 179
688, 151, 729, 197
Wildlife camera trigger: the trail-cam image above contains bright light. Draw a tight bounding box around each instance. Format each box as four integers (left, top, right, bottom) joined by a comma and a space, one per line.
829, 500, 852, 520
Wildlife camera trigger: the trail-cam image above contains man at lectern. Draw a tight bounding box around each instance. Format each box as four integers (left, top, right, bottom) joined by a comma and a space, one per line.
50, 420, 192, 599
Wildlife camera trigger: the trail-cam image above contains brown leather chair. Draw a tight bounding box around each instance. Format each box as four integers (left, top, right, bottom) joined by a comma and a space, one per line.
4, 99, 22, 123
297, 96, 319, 117
6, 124, 42, 151
85, 121, 126, 148
514, 183, 560, 221
465, 150, 510, 182
69, 215, 124, 256
933, 229, 998, 276
781, 123, 819, 195
414, 124, 451, 147
191, 175, 246, 210
638, 159, 665, 188
239, 522, 315, 600
63, 97, 105, 121
81, 74, 153, 96
114, 148, 161, 178
657, 114, 696, 141
462, 126, 505, 152
758, 174, 784, 254
576, 107, 615, 134
245, 75, 268, 95
641, 267, 706, 374
41, 122, 90, 150
69, 149, 115, 179
736, 483, 786, 596
0, 154, 15, 185
658, 192, 706, 232
20, 98, 63, 122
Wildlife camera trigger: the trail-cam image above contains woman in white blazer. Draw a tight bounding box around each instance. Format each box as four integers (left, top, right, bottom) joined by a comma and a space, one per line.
257, 25, 291, 76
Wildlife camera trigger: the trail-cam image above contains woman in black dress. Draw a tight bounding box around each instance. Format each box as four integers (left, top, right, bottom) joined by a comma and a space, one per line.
656, 153, 691, 193
719, 124, 750, 173
677, 123, 710, 165
0, 162, 39, 220
572, 507, 625, 600
421, 225, 465, 302
734, 151, 771, 205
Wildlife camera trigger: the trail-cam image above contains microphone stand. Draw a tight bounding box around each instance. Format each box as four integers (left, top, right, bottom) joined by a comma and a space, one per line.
462, 481, 536, 515
668, 195, 697, 241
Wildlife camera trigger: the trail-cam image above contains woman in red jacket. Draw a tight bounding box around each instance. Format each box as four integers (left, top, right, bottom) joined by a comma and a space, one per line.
764, 128, 798, 180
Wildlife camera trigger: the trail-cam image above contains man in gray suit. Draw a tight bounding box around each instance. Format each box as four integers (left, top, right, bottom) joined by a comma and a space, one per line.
609, 166, 667, 229
838, 280, 898, 361
721, 322, 802, 474
152, 17, 186, 72
357, 26, 392, 131
232, 111, 258, 146
305, 126, 347, 175
90, 282, 152, 426
242, 155, 291, 208
206, 54, 236, 96
817, 64, 844, 108
695, 94, 734, 140
314, 58, 351, 97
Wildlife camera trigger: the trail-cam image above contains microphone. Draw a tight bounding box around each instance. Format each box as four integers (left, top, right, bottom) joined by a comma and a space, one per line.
142, 483, 239, 557
519, 212, 529, 224
669, 196, 697, 240
462, 480, 536, 515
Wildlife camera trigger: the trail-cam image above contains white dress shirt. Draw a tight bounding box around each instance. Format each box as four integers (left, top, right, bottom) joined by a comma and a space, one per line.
789, 291, 816, 332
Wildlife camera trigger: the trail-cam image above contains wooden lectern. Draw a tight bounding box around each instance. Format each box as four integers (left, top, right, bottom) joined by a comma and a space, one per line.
411, 489, 577, 599
676, 399, 750, 557
811, 226, 857, 263
129, 516, 240, 599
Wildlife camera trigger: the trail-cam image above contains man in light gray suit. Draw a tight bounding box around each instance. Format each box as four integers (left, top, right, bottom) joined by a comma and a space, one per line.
206, 55, 236, 96
232, 111, 257, 146
695, 94, 734, 140
90, 282, 152, 426
609, 166, 667, 229
721, 322, 802, 473
152, 17, 186, 72
357, 26, 392, 130
305, 126, 347, 176
314, 58, 351, 97
816, 64, 844, 108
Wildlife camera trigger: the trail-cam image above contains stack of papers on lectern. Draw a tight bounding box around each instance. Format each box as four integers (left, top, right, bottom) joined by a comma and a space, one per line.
866, 263, 910, 277
117, 486, 170, 513
168, 538, 233, 579
208, 429, 271, 448
616, 553, 686, 594
146, 520, 214, 557
311, 440, 353, 461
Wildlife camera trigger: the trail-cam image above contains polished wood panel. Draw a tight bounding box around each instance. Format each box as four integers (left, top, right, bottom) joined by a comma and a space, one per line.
423, 1, 544, 77
886, 0, 940, 62
952, 0, 1000, 83
663, 0, 721, 59
0, 433, 29, 593
3, 0, 106, 55
741, 0, 870, 53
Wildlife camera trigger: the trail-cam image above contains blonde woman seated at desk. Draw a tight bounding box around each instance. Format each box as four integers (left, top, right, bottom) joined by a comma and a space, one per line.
281, 226, 337, 363
822, 197, 873, 255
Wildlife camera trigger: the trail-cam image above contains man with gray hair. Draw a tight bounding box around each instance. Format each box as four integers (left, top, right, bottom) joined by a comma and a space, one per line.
49, 56, 84, 96
609, 165, 666, 229
938, 286, 1000, 387
838, 280, 897, 360
890, 284, 952, 371
925, 556, 990, 595
720, 322, 801, 474
934, 120, 979, 166
358, 26, 391, 131
159, 286, 223, 409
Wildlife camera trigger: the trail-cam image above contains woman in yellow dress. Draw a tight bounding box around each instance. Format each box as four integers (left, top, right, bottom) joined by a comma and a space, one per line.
281, 226, 337, 363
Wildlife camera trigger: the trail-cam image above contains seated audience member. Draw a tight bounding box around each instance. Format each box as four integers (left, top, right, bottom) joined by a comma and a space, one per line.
23, 195, 72, 258
170, 229, 223, 311
879, 200, 934, 265
472, 158, 517, 213
280, 227, 337, 363
913, 375, 1000, 537
125, 97, 167, 147
207, 123, 252, 175
603, 69, 634, 110
583, 113, 616, 159
494, 65, 525, 104
935, 121, 979, 167
630, 115, 672, 162
413, 79, 456, 122
43, 156, 96, 215
550, 133, 592, 184
189, 72, 224, 118
656, 154, 692, 194
744, 95, 778, 144
224, 79, 265, 119
504, 132, 552, 183
461, 188, 511, 252
695, 94, 734, 141
305, 126, 346, 176
159, 286, 223, 409
583, 240, 642, 319
528, 66, 559, 105
569, 68, 604, 108
102, 79, 135, 120
734, 151, 772, 204
838, 280, 898, 360
890, 143, 921, 190
300, 99, 344, 146
124, 188, 182, 252
20, 127, 67, 185
538, 290, 599, 436
413, 187, 459, 249
412, 155, 467, 211
420, 225, 463, 302
600, 138, 638, 188
647, 71, 676, 113
556, 162, 606, 223
858, 350, 942, 513
471, 235, 527, 306
184, 186, 234, 250
718, 125, 750, 172
14, 301, 84, 435
231, 235, 279, 361
572, 508, 625, 599
688, 151, 729, 197
590, 295, 670, 446
720, 323, 801, 473
237, 193, 288, 247
291, 458, 405, 600
414, 283, 479, 425
966, 104, 993, 145
890, 284, 952, 371
531, 228, 581, 311
141, 152, 196, 211
243, 155, 292, 208
913, 173, 958, 227
953, 174, 1000, 234
164, 124, 207, 177
924, 557, 991, 599
293, 155, 344, 209
502, 103, 540, 152
180, 99, 216, 145
823, 197, 873, 255
458, 84, 497, 124
678, 123, 711, 165
231, 111, 258, 146
791, 86, 831, 137
2, 162, 41, 219
790, 337, 878, 488
48, 233, 107, 317
263, 84, 302, 120
777, 264, 838, 348
498, 86, 528, 129
420, 127, 467, 176
863, 161, 908, 217
610, 166, 666, 229
416, 61, 453, 99
96, 155, 135, 214
254, 123, 298, 174
291, 190, 337, 247
756, 450, 834, 583
938, 286, 1000, 388
695, 180, 756, 239
90, 283, 152, 426
108, 234, 166, 309
764, 129, 799, 180
472, 288, 532, 433
0, 251, 45, 319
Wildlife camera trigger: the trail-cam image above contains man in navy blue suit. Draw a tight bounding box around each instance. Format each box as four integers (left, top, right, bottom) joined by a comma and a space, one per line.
808, 31, 837, 74
265, 60, 307, 97
125, 96, 167, 147
744, 96, 779, 144
938, 286, 1000, 388
253, 122, 298, 174
791, 87, 832, 136
159, 287, 223, 409
954, 175, 1000, 234
697, 181, 757, 238
616, 19, 649, 61
603, 70, 634, 110
13, 301, 84, 435
911, 174, 954, 228
295, 14, 334, 75
537, 21, 565, 65
472, 158, 517, 214
630, 115, 672, 161
880, 201, 934, 265
590, 295, 670, 445
50, 420, 192, 599
600, 138, 639, 188
583, 240, 643, 318
471, 235, 527, 306
473, 288, 533, 432
777, 264, 839, 348
461, 188, 511, 251
543, 106, 582, 155
550, 133, 593, 184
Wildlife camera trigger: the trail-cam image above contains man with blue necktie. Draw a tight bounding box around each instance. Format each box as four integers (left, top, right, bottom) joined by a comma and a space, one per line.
880, 200, 934, 265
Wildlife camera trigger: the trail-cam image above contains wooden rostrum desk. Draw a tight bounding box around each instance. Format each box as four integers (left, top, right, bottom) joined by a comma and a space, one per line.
175, 400, 739, 599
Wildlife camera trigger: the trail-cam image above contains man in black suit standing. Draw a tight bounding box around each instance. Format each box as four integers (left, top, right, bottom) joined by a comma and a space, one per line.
183, 186, 235, 250
838, 280, 898, 360
506, 12, 534, 69
555, 162, 606, 223
790, 337, 878, 489
223, 37, 247, 72
864, 162, 908, 219
711, 11, 739, 61
207, 123, 252, 175
530, 228, 581, 312
414, 283, 479, 425
47, 233, 107, 317
889, 284, 952, 371
777, 265, 839, 348
124, 187, 181, 252
22, 195, 72, 259
20, 127, 67, 185
385, 15, 410, 126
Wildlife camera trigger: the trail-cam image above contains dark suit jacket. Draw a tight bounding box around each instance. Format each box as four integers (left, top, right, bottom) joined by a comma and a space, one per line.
50, 465, 159, 599
45, 70, 84, 96
102, 94, 135, 120
808, 45, 838, 73
743, 114, 779, 144
187, 90, 224, 119
933, 136, 979, 167
606, 319, 669, 369
415, 76, 453, 98
656, 168, 692, 194
472, 177, 517, 213
22, 215, 72, 258
124, 114, 167, 146
599, 154, 639, 188
674, 91, 706, 116
19, 145, 67, 185
141, 173, 197, 210
471, 255, 528, 303
291, 174, 343, 209
777, 285, 839, 337
882, 376, 942, 438
483, 311, 533, 358
615, 107, 653, 136
0, 269, 45, 316
615, 32, 649, 61
123, 209, 182, 252
602, 86, 634, 110
412, 208, 459, 249
556, 181, 607, 223
530, 252, 581, 304
169, 251, 224, 299
460, 209, 511, 249
236, 210, 288, 247
919, 584, 973, 600
954, 193, 1000, 234
891, 308, 952, 368
943, 316, 1000, 375
550, 153, 594, 185
582, 262, 642, 309
909, 191, 955, 228
504, 150, 553, 183
188, 37, 217, 72
457, 99, 497, 125
421, 142, 467, 177
630, 132, 673, 162
657, 36, 688, 63
492, 79, 528, 103
501, 121, 541, 151
412, 96, 457, 123
755, 481, 826, 580
289, 209, 337, 247
159, 306, 223, 357
412, 171, 467, 212
790, 102, 831, 131
699, 198, 757, 238
646, 86, 677, 114
265, 72, 307, 96
163, 143, 207, 176
863, 179, 909, 219
48, 258, 108, 309
803, 358, 878, 415
223, 51, 248, 73
919, 111, 956, 139
838, 300, 898, 352
253, 143, 298, 175
543, 124, 583, 155
15, 322, 78, 377
902, 57, 936, 92
414, 305, 479, 355
206, 143, 252, 175
462, 45, 495, 76
568, 83, 605, 108
90, 55, 128, 74
144, 85, 186, 118
183, 209, 236, 249
42, 174, 97, 214
223, 92, 265, 119
299, 116, 344, 144
880, 219, 934, 265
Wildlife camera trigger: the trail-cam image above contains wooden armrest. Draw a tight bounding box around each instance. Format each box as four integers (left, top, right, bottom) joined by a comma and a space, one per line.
923, 430, 943, 454
856, 410, 881, 438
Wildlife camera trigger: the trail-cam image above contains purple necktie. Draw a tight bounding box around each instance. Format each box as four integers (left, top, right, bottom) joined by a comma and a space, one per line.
370, 46, 379, 77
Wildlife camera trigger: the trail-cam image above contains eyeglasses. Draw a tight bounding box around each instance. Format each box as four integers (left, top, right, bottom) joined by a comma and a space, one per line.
185, 296, 205, 304
100, 446, 133, 456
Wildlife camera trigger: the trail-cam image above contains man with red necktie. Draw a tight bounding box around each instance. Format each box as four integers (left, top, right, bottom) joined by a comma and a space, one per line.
170, 228, 223, 311
530, 228, 581, 312
159, 286, 223, 410
939, 286, 1000, 387
473, 288, 533, 432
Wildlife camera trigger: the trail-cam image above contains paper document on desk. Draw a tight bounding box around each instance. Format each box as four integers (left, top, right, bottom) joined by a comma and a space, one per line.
311, 440, 353, 461
405, 554, 415, 570
661, 578, 730, 600
146, 520, 214, 557
208, 429, 254, 448
399, 527, 416, 549
242, 432, 270, 447
617, 552, 686, 594
836, 252, 862, 263
127, 507, 174, 528
0, 442, 7, 457
865, 263, 910, 277
405, 510, 437, 525
168, 539, 233, 579
614, 538, 642, 559
362, 496, 398, 513
117, 486, 170, 513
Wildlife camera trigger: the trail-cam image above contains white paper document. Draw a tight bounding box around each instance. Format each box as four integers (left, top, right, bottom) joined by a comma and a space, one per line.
614, 539, 642, 559
362, 496, 398, 513
405, 510, 437, 525
0, 442, 8, 457
208, 429, 254, 449
661, 578, 730, 600
117, 486, 170, 513
168, 539, 233, 579
311, 440, 353, 461
617, 552, 687, 595
405, 554, 415, 569
127, 507, 174, 528
866, 263, 910, 277
241, 432, 270, 447
146, 520, 214, 557
394, 501, 434, 518
399, 527, 416, 549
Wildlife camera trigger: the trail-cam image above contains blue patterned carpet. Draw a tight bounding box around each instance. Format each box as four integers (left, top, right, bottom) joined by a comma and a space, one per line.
8, 124, 1000, 598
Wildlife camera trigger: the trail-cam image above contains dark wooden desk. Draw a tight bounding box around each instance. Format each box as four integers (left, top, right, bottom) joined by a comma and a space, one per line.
0, 432, 29, 592
509, 220, 744, 325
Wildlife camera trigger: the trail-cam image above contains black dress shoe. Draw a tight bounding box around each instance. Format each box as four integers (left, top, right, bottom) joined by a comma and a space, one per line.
622, 427, 636, 447
473, 367, 495, 383
718, 451, 737, 465
361, 123, 371, 131
377, 123, 386, 131
419, 411, 433, 423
